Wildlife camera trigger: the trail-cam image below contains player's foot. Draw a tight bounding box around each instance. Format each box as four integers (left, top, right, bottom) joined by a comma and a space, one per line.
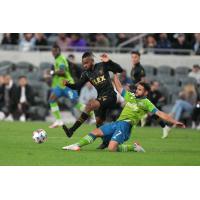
96, 140, 109, 149
49, 120, 64, 128
133, 142, 145, 152
162, 125, 171, 139
62, 125, 74, 138
62, 144, 80, 151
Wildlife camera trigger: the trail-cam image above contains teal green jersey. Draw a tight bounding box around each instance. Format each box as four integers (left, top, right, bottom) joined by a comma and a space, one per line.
117, 89, 158, 126
52, 54, 74, 89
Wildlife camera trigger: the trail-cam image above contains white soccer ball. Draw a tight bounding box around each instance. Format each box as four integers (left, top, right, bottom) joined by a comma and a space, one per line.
32, 129, 47, 144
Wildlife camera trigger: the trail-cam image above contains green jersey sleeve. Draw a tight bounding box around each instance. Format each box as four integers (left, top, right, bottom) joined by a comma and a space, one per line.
121, 89, 136, 103
145, 99, 158, 114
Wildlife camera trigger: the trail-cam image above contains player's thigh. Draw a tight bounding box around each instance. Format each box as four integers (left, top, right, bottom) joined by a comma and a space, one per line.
64, 87, 78, 101
96, 94, 117, 109
49, 87, 62, 101
94, 108, 107, 126
111, 121, 132, 145
85, 99, 100, 112
99, 122, 116, 141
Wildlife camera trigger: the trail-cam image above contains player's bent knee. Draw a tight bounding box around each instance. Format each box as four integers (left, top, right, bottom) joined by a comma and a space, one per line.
108, 141, 118, 152
108, 146, 117, 152
91, 128, 104, 137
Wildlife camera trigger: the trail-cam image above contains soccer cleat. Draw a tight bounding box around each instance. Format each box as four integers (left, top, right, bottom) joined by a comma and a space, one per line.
62, 144, 80, 151
134, 142, 145, 152
62, 125, 74, 138
49, 120, 64, 128
162, 126, 171, 139
96, 140, 109, 149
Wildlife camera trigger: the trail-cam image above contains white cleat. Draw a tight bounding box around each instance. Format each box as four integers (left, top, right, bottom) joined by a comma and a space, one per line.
62, 144, 80, 151
134, 142, 145, 152
162, 126, 171, 139
49, 120, 64, 128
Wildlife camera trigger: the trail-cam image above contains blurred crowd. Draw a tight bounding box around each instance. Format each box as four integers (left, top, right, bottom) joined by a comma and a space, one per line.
1, 33, 200, 54
0, 51, 200, 128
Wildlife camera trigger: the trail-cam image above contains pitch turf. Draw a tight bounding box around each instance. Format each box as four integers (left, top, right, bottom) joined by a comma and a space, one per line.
0, 121, 200, 166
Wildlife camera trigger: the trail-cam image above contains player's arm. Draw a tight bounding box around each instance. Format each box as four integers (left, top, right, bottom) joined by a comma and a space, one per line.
113, 73, 123, 94
63, 72, 88, 90
100, 53, 123, 73
155, 110, 185, 128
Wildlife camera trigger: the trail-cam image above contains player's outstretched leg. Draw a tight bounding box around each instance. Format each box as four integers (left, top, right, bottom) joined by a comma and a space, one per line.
62, 128, 103, 150
62, 133, 97, 150
62, 99, 100, 137
117, 142, 145, 152
108, 140, 145, 152
62, 112, 90, 138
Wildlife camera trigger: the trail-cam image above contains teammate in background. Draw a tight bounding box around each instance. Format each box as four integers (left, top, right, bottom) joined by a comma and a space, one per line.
62, 52, 123, 140
62, 74, 185, 152
48, 44, 85, 128
130, 51, 171, 139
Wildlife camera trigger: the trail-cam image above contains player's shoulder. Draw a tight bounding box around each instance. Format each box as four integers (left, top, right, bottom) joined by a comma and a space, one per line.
143, 97, 154, 106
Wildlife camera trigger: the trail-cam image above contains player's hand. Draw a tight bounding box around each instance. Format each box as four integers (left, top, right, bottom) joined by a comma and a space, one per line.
174, 121, 186, 128
100, 53, 110, 62
63, 80, 68, 86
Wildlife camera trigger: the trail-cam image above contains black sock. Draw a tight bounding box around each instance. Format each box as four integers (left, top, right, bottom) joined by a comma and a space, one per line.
159, 120, 166, 128
70, 112, 89, 132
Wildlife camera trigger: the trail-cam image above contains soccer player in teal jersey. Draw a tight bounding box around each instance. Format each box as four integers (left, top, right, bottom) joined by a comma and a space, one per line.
49, 44, 86, 128
62, 74, 185, 152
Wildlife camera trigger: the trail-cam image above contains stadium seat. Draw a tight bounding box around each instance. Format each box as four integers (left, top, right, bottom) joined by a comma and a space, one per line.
175, 66, 190, 78
39, 62, 52, 70
157, 65, 174, 77
0, 61, 15, 68
16, 61, 35, 72
143, 65, 157, 76
180, 77, 197, 86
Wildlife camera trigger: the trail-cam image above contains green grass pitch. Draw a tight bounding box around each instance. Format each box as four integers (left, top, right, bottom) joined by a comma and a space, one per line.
0, 121, 200, 166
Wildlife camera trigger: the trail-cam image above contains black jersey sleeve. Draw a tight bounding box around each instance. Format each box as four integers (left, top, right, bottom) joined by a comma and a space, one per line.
66, 72, 89, 90
103, 60, 123, 74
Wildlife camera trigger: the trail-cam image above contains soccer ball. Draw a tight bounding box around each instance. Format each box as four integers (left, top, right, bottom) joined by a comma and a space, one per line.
32, 129, 47, 144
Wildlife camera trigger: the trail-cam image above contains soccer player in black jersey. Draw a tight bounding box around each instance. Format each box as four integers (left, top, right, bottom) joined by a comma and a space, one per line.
130, 51, 171, 139
62, 52, 123, 141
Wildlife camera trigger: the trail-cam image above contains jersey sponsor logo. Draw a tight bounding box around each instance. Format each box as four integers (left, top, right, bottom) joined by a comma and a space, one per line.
126, 102, 139, 111
98, 96, 107, 101
91, 75, 106, 85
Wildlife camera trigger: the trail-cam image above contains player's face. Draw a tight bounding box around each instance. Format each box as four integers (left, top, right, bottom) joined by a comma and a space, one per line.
135, 84, 148, 97
51, 48, 59, 58
82, 57, 94, 70
131, 54, 140, 65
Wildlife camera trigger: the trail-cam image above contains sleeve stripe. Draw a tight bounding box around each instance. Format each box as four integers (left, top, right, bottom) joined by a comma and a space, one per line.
121, 89, 126, 97
151, 108, 158, 114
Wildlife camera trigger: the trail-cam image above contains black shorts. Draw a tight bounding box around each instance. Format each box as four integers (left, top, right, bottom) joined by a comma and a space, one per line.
94, 93, 117, 120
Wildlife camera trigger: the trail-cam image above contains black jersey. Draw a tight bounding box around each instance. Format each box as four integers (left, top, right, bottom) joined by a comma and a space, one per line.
130, 62, 146, 84
67, 60, 123, 97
